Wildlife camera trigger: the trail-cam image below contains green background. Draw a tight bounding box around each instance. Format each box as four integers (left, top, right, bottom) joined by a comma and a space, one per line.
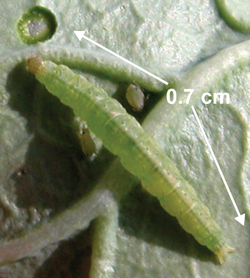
0, 0, 249, 277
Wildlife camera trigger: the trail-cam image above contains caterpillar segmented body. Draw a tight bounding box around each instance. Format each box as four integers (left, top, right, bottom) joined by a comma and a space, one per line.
27, 56, 234, 263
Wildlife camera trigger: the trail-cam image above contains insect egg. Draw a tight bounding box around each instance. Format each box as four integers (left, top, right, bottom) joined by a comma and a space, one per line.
125, 84, 145, 111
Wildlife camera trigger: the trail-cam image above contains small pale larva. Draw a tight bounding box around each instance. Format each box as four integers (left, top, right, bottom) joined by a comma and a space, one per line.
79, 127, 96, 157
125, 84, 145, 111
27, 56, 234, 264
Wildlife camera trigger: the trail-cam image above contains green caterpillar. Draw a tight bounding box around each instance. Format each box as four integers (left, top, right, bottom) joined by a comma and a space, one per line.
27, 56, 234, 264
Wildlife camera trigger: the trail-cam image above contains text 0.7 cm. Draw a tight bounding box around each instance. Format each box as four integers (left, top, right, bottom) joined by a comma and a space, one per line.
166, 89, 230, 105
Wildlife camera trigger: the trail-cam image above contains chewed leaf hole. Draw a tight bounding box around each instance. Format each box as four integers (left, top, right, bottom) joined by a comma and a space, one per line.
17, 6, 57, 45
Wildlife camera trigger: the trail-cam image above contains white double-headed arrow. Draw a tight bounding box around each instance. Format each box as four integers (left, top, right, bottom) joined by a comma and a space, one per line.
74, 31, 169, 86
191, 106, 245, 226
74, 30, 245, 226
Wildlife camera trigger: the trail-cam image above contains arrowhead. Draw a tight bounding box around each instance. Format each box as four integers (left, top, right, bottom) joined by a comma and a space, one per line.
235, 214, 245, 226
74, 31, 86, 41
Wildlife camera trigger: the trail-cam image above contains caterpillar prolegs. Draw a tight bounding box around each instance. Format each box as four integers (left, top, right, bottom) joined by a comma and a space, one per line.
27, 56, 234, 263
